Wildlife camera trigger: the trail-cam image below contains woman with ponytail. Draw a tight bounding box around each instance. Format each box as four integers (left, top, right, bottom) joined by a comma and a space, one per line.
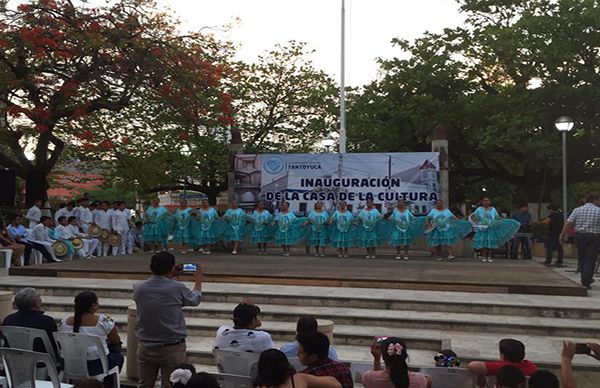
363, 337, 431, 388
59, 291, 124, 382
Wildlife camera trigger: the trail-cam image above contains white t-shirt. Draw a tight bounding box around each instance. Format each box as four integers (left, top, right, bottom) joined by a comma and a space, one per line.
214, 325, 275, 353
59, 313, 115, 358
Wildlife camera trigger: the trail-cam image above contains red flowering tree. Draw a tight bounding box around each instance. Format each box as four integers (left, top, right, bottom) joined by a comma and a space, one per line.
0, 0, 233, 204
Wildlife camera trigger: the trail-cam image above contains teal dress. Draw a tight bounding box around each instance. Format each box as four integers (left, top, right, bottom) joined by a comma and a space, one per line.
472, 207, 520, 249
274, 212, 305, 245
357, 208, 382, 248
223, 208, 247, 242
329, 210, 355, 248
249, 210, 273, 244
173, 207, 192, 244
388, 209, 425, 246
426, 208, 471, 246
307, 210, 330, 246
195, 207, 219, 245
143, 206, 168, 243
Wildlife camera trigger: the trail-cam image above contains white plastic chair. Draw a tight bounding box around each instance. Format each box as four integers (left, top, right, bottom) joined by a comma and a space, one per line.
0, 347, 73, 388
53, 332, 120, 388
1, 326, 58, 366
213, 349, 260, 377
420, 367, 476, 388
349, 361, 374, 384
212, 373, 253, 388
0, 249, 13, 269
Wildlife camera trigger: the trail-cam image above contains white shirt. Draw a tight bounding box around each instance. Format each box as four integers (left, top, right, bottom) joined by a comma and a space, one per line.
54, 208, 74, 223
68, 224, 83, 237
112, 209, 130, 231
567, 203, 600, 234
59, 314, 115, 358
30, 224, 55, 243
213, 326, 275, 353
57, 224, 76, 240
25, 206, 42, 224
77, 206, 93, 232
94, 210, 111, 229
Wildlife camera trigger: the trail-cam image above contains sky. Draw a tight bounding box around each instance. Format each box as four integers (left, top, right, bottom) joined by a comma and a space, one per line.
155, 0, 466, 86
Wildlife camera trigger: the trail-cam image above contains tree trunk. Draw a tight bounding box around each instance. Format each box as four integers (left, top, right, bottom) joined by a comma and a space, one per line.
25, 170, 49, 207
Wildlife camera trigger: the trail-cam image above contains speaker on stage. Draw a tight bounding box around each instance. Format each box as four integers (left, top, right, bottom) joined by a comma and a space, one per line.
0, 169, 16, 207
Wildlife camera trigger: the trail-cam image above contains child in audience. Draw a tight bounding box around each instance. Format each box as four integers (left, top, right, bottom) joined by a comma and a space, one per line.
185, 372, 220, 388
495, 365, 525, 388
169, 363, 196, 388
528, 370, 559, 388
433, 349, 461, 368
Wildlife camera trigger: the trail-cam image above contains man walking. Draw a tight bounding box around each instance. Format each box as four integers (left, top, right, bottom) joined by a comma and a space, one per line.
539, 205, 564, 267
133, 252, 202, 388
560, 194, 600, 289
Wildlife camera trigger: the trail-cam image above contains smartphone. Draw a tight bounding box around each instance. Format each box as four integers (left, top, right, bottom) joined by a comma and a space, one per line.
182, 263, 197, 273
575, 343, 591, 355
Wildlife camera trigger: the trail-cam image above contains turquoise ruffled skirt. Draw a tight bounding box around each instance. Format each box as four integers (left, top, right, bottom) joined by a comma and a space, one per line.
308, 226, 329, 246
329, 226, 355, 248
427, 220, 472, 246
274, 218, 306, 245
473, 219, 520, 249
143, 223, 164, 243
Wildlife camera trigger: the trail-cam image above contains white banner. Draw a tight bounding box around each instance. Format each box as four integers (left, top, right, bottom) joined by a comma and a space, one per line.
234, 152, 440, 215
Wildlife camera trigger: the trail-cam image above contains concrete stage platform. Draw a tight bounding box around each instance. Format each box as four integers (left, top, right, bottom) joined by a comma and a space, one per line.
10, 251, 586, 296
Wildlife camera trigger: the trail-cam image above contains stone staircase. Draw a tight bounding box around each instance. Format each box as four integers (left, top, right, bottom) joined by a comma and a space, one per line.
0, 276, 599, 387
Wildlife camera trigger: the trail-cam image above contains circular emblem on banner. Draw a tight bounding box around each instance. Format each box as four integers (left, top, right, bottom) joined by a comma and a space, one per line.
263, 156, 285, 174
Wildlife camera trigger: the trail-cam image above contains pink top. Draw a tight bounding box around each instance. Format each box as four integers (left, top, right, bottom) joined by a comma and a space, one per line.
363, 370, 428, 388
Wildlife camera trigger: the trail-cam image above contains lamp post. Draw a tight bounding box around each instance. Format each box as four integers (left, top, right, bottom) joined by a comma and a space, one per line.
554, 116, 574, 222
321, 135, 335, 153
180, 145, 192, 200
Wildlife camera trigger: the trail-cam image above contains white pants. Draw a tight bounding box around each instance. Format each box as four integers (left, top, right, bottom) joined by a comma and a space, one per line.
112, 230, 129, 255
83, 238, 100, 257
99, 241, 111, 256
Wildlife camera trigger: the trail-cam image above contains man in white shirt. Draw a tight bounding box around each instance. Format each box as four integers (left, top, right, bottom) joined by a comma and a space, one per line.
214, 303, 274, 353
111, 201, 131, 255
29, 217, 59, 263
54, 202, 75, 224
94, 201, 112, 256
25, 199, 43, 228
68, 216, 99, 258
77, 198, 94, 234
56, 216, 85, 259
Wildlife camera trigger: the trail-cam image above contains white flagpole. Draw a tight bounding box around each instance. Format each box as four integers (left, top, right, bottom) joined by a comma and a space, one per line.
339, 0, 347, 154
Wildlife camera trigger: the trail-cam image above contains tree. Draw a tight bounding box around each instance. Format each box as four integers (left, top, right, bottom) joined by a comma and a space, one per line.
0, 0, 232, 204
347, 0, 600, 204
230, 41, 339, 153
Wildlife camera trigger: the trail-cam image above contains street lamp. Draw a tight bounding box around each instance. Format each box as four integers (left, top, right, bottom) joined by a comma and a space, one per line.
180, 145, 192, 199
554, 116, 574, 222
321, 135, 336, 153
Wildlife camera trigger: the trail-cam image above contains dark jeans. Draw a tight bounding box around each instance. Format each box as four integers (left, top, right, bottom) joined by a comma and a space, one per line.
544, 237, 564, 264
87, 351, 124, 388
575, 233, 600, 288
16, 241, 55, 265
510, 235, 532, 259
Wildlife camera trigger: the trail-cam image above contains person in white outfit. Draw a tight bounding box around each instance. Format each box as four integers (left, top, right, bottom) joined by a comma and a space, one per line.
25, 200, 43, 229
55, 202, 75, 224
111, 202, 130, 255
68, 217, 99, 258
77, 199, 94, 234
56, 216, 86, 259
29, 217, 59, 262
94, 201, 112, 256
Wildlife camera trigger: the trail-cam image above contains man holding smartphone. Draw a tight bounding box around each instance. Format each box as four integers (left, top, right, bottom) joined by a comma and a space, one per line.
133, 252, 202, 388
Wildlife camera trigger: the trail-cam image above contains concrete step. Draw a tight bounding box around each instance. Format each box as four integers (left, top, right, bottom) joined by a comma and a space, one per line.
2, 276, 600, 319
42, 296, 600, 339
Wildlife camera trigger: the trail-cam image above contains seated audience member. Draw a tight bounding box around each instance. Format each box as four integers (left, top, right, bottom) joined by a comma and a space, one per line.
214, 302, 274, 352
29, 216, 60, 262
0, 220, 25, 266
2, 287, 58, 358
185, 372, 221, 388
364, 337, 430, 388
169, 363, 196, 388
8, 215, 56, 264
496, 365, 525, 388
528, 370, 559, 388
59, 291, 124, 382
254, 349, 341, 388
468, 338, 538, 385
434, 349, 461, 368
281, 316, 339, 361
298, 332, 353, 388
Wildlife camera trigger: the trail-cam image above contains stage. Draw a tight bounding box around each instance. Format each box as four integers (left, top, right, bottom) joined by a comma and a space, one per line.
10, 250, 586, 296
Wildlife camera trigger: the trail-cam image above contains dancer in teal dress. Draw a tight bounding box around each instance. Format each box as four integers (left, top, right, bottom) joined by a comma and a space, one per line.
387, 199, 424, 260
425, 199, 472, 261
470, 197, 520, 262
223, 200, 247, 255
272, 201, 305, 256
143, 198, 168, 252
249, 201, 273, 255
194, 199, 219, 254
329, 200, 355, 258
357, 199, 383, 259
173, 200, 192, 253
304, 201, 330, 257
